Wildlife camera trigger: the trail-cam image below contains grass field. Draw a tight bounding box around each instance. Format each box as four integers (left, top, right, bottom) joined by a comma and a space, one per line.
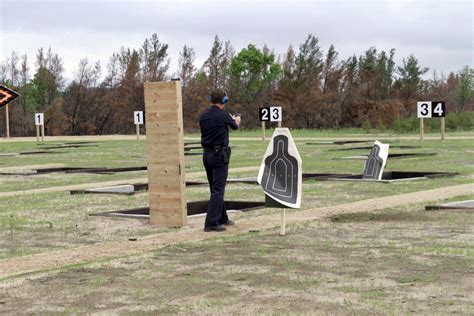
0, 130, 473, 314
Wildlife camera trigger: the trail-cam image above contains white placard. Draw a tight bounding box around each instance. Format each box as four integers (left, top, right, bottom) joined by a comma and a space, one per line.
134, 111, 144, 125
270, 106, 282, 122
35, 113, 44, 126
417, 101, 432, 118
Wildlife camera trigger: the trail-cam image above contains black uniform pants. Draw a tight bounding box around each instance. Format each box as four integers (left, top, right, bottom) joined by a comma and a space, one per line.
203, 150, 229, 227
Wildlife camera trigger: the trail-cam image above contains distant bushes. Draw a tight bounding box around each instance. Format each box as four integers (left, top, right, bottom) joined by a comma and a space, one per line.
392, 111, 474, 133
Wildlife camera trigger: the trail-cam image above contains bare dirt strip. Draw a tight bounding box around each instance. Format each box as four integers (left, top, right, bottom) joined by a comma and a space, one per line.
1, 182, 472, 280
0, 166, 259, 198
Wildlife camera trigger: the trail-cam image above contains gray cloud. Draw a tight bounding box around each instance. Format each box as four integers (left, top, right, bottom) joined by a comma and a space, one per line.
1, 0, 472, 81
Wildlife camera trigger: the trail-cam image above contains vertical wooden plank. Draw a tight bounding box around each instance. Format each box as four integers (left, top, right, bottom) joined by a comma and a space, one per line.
261, 121, 265, 141
41, 124, 45, 142
36, 125, 40, 142
419, 118, 424, 141
441, 117, 445, 141
5, 104, 9, 138
144, 80, 187, 227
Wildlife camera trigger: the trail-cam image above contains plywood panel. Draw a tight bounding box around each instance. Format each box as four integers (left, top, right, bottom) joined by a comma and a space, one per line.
144, 81, 187, 227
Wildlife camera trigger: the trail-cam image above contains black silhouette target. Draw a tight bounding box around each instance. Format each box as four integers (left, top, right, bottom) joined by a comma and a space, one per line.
363, 144, 385, 180
261, 135, 299, 205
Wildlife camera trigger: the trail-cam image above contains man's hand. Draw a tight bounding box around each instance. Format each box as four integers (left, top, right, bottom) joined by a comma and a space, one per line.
232, 114, 241, 126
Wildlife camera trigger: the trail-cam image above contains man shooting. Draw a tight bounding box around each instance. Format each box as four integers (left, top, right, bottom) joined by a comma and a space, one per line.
199, 88, 241, 232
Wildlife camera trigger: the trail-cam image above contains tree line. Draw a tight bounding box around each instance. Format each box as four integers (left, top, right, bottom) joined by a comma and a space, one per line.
1, 33, 473, 136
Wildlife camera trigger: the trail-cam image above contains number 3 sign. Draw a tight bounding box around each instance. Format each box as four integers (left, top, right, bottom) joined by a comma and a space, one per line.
417, 101, 446, 118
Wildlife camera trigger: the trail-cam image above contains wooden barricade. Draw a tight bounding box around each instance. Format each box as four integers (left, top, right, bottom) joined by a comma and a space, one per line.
144, 81, 187, 227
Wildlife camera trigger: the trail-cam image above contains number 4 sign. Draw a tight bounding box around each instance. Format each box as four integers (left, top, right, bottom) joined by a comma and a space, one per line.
417, 101, 446, 118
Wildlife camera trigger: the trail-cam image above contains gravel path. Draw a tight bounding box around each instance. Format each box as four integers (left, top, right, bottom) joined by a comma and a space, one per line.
1, 182, 472, 280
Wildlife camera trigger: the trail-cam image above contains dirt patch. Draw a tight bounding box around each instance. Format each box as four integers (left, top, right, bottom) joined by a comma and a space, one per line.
0, 183, 472, 280
1, 204, 472, 314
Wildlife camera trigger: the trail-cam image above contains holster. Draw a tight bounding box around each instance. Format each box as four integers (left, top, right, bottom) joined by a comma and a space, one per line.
222, 146, 231, 165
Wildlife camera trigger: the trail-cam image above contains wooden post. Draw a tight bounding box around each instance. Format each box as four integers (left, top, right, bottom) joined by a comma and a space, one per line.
419, 118, 424, 141
36, 125, 40, 142
5, 104, 10, 138
277, 121, 282, 128
136, 124, 140, 141
441, 117, 445, 141
280, 209, 286, 236
144, 81, 187, 227
41, 124, 45, 142
261, 121, 265, 141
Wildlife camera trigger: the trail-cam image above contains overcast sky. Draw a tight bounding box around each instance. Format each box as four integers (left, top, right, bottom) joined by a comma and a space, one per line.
1, 0, 472, 82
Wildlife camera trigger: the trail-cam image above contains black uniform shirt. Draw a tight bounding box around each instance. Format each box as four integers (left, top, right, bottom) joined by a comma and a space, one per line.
199, 105, 239, 147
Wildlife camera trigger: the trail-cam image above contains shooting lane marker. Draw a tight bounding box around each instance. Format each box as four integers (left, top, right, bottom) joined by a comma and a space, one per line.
134, 110, 144, 141
257, 128, 302, 235
35, 113, 44, 142
144, 80, 187, 227
417, 100, 446, 141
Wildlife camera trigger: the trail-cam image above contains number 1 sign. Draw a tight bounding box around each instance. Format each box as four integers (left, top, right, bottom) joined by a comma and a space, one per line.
34, 113, 44, 142
134, 111, 144, 125
134, 111, 144, 141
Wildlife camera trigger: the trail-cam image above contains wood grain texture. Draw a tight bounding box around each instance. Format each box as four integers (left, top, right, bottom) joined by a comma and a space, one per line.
144, 81, 187, 227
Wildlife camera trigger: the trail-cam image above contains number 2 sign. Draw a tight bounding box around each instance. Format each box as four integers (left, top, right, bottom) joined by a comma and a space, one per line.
417, 101, 446, 118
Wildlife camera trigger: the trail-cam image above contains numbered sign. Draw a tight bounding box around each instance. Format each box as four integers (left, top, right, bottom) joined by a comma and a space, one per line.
417, 101, 432, 118
431, 101, 446, 117
134, 111, 144, 125
270, 106, 282, 122
259, 107, 270, 122
35, 113, 44, 126
417, 101, 446, 118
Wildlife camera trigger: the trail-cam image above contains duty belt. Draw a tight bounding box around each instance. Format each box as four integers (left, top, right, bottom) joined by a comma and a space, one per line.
203, 145, 227, 153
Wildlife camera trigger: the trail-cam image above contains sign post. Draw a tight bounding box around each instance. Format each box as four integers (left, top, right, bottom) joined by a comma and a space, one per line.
432, 101, 446, 141
35, 113, 44, 142
270, 106, 282, 128
134, 111, 144, 141
259, 106, 283, 140
441, 117, 446, 140
417, 101, 430, 141
259, 107, 269, 141
5, 105, 9, 138
417, 101, 446, 141
0, 85, 20, 138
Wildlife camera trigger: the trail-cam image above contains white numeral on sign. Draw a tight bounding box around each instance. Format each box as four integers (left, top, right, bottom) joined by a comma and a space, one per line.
433, 102, 444, 117
35, 113, 44, 126
261, 108, 269, 121
134, 111, 144, 125
270, 106, 282, 122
